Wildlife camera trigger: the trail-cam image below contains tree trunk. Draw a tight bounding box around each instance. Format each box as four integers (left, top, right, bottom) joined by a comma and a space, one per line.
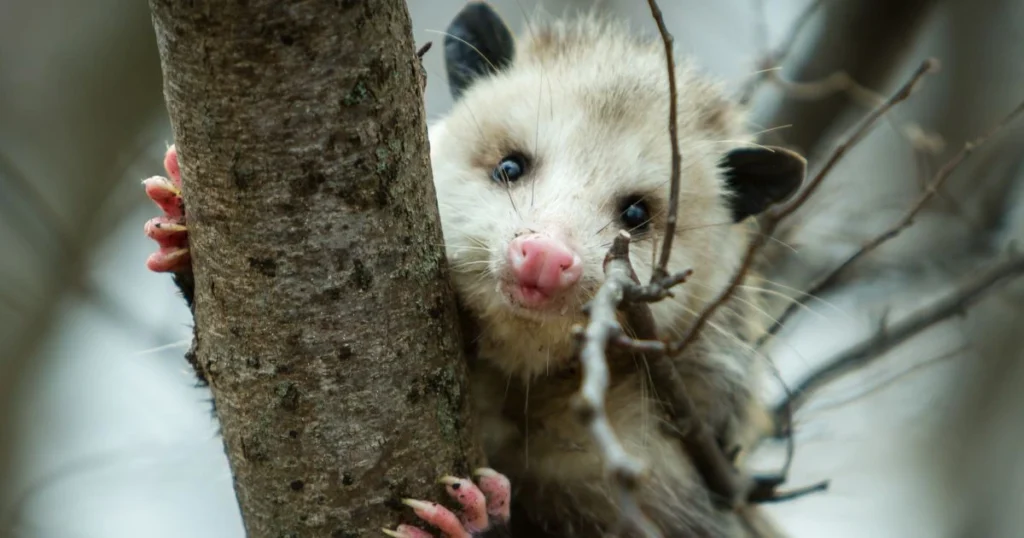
148, 2, 482, 537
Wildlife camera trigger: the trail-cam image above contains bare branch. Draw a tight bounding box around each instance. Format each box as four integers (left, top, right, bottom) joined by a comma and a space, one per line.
576, 231, 747, 522
574, 0, 744, 529
574, 5, 941, 530
646, 355, 750, 508
773, 251, 1024, 424
758, 0, 940, 155
573, 232, 661, 538
749, 479, 830, 504
668, 58, 937, 357
760, 96, 1024, 344
773, 58, 938, 220
645, 0, 682, 283
738, 0, 828, 105
626, 269, 694, 303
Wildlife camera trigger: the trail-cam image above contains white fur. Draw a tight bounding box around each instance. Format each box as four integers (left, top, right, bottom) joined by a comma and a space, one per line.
425, 14, 783, 537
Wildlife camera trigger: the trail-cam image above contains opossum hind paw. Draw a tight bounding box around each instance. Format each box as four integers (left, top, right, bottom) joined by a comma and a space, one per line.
385, 468, 511, 538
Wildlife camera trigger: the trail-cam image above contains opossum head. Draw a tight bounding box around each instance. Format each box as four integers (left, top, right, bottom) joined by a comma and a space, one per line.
429, 3, 805, 379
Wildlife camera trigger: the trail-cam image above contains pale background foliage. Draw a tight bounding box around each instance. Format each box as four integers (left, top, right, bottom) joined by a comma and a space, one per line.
1, 1, 1021, 537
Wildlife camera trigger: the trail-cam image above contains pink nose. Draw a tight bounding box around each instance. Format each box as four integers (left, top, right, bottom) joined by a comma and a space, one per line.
507, 233, 583, 295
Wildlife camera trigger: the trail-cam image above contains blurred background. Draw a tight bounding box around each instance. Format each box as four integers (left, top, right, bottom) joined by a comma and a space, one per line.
1, 0, 1022, 536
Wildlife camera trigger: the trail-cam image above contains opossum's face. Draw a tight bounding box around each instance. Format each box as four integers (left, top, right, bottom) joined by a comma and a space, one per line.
428, 6, 804, 372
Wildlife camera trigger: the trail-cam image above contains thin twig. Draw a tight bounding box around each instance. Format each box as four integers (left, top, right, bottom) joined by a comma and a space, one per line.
627, 269, 693, 303
759, 96, 1024, 345
415, 41, 432, 90
635, 3, 746, 503
669, 58, 938, 357
646, 0, 682, 283
773, 251, 1024, 423
760, 67, 945, 156
738, 0, 828, 105
773, 58, 939, 220
752, 0, 770, 60
573, 232, 661, 538
797, 345, 965, 418
749, 479, 830, 504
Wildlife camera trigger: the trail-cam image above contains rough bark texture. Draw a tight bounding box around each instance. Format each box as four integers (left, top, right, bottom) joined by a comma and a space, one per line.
148, 2, 482, 537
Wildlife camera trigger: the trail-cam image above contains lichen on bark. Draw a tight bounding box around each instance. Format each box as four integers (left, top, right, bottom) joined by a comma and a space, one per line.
147, 1, 482, 536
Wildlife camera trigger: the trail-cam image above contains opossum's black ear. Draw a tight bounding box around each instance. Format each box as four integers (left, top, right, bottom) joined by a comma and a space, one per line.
445, 2, 515, 100
720, 146, 806, 222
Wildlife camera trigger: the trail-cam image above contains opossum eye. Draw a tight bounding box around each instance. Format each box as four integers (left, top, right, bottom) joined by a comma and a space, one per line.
491, 154, 527, 184
618, 196, 651, 233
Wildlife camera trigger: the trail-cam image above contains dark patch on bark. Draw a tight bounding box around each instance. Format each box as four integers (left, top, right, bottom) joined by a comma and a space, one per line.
349, 258, 374, 291
292, 164, 327, 198
248, 256, 278, 277
233, 163, 256, 190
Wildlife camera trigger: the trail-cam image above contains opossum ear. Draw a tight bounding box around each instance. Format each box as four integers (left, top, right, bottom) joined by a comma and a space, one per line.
720, 146, 806, 222
445, 2, 515, 100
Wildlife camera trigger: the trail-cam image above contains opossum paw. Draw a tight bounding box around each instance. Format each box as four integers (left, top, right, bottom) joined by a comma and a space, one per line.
472, 468, 511, 523
384, 468, 511, 538
143, 144, 190, 273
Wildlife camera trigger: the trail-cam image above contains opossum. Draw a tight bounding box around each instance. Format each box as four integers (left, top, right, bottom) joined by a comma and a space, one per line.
142, 3, 806, 537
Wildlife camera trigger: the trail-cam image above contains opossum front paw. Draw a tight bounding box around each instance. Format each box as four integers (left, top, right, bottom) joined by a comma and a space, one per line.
143, 144, 190, 273
384, 468, 511, 538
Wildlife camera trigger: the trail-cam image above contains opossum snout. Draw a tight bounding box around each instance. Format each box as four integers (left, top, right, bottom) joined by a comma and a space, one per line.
506, 234, 583, 306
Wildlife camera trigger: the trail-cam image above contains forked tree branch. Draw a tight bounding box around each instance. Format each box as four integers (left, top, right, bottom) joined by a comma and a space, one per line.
773, 250, 1024, 425
575, 0, 946, 531
760, 97, 1024, 344
666, 58, 937, 360
756, 0, 940, 155
571, 1, 748, 529
573, 233, 667, 538
575, 49, 938, 537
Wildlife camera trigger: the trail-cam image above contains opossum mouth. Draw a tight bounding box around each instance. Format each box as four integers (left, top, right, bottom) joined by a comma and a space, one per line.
512, 283, 552, 307
502, 281, 573, 315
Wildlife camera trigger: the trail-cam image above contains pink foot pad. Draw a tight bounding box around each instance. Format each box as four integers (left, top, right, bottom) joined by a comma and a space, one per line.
383, 468, 511, 538
143, 145, 190, 273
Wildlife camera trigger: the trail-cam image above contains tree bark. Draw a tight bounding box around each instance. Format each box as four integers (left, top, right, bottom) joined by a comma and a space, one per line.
148, 2, 482, 537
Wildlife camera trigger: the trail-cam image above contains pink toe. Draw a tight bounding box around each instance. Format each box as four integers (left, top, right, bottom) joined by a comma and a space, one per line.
383, 525, 435, 538
475, 468, 511, 523
164, 144, 182, 187
143, 176, 184, 218
144, 216, 187, 246
147, 247, 190, 273
440, 476, 488, 532
402, 499, 471, 538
